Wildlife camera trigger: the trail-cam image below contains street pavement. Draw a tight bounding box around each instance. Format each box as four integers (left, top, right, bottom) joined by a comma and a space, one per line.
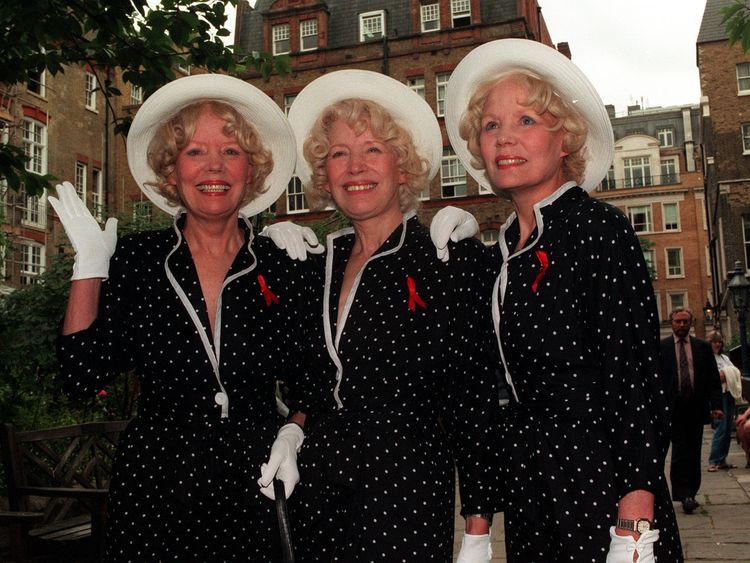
453, 426, 750, 562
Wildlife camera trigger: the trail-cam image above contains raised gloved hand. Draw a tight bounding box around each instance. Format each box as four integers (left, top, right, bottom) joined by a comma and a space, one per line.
429, 206, 479, 262
456, 533, 492, 563
261, 221, 324, 261
258, 422, 304, 500
605, 527, 659, 563
48, 181, 118, 280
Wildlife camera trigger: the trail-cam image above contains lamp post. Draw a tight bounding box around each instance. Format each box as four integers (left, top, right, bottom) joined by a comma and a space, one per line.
727, 260, 750, 378
702, 300, 717, 329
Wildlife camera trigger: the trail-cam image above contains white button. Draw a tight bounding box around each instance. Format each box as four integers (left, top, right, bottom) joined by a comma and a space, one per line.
214, 392, 228, 406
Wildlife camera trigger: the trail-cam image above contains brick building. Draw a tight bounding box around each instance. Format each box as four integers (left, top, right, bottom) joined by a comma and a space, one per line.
592, 104, 713, 337
234, 0, 555, 241
697, 0, 750, 338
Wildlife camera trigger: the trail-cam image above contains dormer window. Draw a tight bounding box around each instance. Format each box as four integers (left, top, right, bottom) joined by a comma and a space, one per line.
272, 23, 291, 55
421, 4, 440, 32
300, 19, 318, 51
360, 10, 385, 42
451, 0, 471, 27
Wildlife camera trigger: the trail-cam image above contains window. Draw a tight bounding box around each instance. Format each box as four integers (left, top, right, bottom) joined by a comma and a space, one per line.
481, 229, 499, 246
451, 0, 471, 27
284, 94, 297, 116
300, 19, 318, 51
359, 10, 384, 42
27, 69, 45, 97
130, 85, 143, 106
22, 118, 47, 174
668, 292, 687, 312
737, 62, 750, 94
441, 148, 467, 198
133, 201, 153, 222
663, 202, 679, 231
272, 24, 291, 55
75, 161, 87, 201
419, 184, 430, 201
421, 4, 440, 32
286, 177, 307, 213
743, 216, 750, 267
407, 77, 425, 99
20, 241, 45, 285
623, 157, 651, 188
600, 167, 616, 191
657, 127, 674, 147
92, 168, 104, 220
627, 205, 652, 233
660, 158, 678, 184
642, 249, 656, 279
436, 72, 451, 116
666, 247, 684, 277
742, 123, 750, 154
23, 193, 46, 228
85, 72, 97, 110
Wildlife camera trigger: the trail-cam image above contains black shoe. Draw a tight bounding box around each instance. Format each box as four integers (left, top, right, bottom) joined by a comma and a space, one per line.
682, 496, 696, 514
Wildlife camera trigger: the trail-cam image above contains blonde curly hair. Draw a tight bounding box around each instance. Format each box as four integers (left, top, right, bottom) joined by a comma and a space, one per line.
146, 101, 273, 209
302, 98, 429, 212
459, 70, 589, 193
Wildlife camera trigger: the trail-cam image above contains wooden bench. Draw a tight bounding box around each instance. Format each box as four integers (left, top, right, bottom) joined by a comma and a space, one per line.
0, 420, 129, 562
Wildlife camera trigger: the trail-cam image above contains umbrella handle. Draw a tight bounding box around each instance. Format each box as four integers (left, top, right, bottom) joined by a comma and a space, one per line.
274, 479, 295, 563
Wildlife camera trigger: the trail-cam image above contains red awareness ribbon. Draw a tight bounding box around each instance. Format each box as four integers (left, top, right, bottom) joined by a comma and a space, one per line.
407, 276, 427, 311
530, 249, 549, 293
257, 274, 279, 307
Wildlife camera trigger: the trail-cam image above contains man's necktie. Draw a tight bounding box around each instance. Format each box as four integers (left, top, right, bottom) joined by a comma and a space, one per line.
679, 338, 692, 396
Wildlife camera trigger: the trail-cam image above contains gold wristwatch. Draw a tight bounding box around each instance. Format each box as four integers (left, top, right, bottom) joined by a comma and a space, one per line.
616, 517, 652, 534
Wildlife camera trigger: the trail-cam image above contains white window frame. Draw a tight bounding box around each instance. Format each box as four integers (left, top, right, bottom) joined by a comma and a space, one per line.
20, 240, 45, 285
421, 4, 440, 32
407, 76, 425, 99
286, 176, 308, 213
283, 93, 297, 116
28, 69, 46, 97
22, 193, 46, 228
738, 62, 750, 94
600, 167, 616, 191
623, 156, 652, 188
667, 291, 687, 313
85, 72, 97, 111
272, 23, 291, 55
133, 201, 153, 222
130, 84, 143, 106
75, 161, 87, 201
665, 247, 684, 278
441, 148, 467, 198
22, 118, 47, 175
359, 10, 385, 42
742, 123, 750, 154
300, 19, 318, 51
657, 127, 674, 147
92, 168, 104, 221
662, 202, 680, 232
627, 204, 653, 233
451, 0, 471, 27
659, 157, 679, 185
436, 72, 451, 117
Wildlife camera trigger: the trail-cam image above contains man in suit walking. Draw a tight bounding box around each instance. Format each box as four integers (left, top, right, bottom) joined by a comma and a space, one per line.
661, 307, 723, 514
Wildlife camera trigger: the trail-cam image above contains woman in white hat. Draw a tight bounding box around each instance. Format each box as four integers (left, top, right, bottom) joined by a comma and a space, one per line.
439, 39, 683, 562
268, 69, 503, 562
51, 74, 311, 561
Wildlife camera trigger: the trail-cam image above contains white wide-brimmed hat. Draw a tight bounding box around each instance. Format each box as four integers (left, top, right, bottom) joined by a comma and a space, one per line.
445, 38, 614, 192
287, 69, 443, 188
127, 73, 296, 217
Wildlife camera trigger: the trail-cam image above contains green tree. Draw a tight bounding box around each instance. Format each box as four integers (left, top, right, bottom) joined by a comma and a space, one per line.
0, 0, 289, 196
722, 0, 750, 52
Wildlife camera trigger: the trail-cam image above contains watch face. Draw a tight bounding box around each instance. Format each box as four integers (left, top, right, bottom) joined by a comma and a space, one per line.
636, 519, 651, 534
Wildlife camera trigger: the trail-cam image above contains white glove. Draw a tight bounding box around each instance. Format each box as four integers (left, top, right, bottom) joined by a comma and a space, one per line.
48, 181, 118, 280
456, 533, 492, 563
261, 221, 324, 261
258, 422, 304, 500
429, 206, 479, 262
605, 527, 659, 563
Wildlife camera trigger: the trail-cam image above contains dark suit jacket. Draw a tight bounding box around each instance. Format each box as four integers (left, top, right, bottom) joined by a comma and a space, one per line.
660, 335, 723, 424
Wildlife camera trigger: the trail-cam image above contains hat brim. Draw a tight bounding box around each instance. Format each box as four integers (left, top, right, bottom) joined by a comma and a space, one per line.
126, 74, 296, 217
445, 39, 614, 193
287, 69, 443, 188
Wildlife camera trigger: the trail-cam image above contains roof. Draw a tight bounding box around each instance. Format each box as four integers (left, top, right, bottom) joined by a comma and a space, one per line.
697, 0, 732, 44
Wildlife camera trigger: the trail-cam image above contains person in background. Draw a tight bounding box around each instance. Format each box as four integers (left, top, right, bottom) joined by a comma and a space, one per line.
661, 308, 723, 514
736, 407, 750, 469
435, 38, 683, 562
52, 74, 311, 561
706, 330, 743, 472
260, 69, 503, 563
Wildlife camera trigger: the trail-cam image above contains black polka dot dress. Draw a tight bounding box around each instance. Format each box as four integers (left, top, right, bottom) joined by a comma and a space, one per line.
58, 214, 307, 562
488, 183, 683, 562
288, 213, 503, 563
